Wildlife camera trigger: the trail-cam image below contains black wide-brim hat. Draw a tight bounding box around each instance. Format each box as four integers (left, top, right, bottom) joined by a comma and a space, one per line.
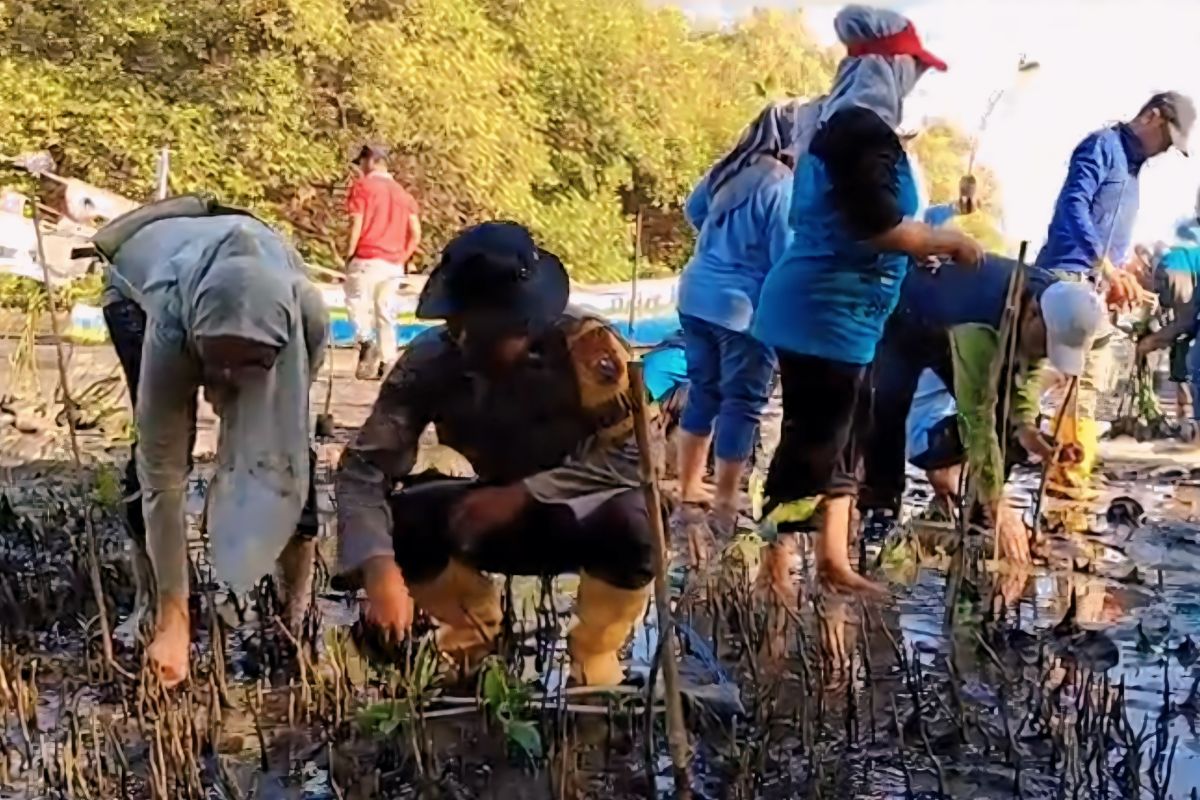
416, 221, 570, 326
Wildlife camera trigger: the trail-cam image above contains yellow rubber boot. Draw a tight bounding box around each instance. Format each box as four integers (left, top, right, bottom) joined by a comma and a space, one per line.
568, 573, 650, 686
407, 559, 502, 663
1048, 416, 1101, 501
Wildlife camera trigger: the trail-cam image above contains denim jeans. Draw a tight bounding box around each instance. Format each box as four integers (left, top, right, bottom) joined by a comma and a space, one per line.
679, 314, 776, 462
1187, 339, 1200, 421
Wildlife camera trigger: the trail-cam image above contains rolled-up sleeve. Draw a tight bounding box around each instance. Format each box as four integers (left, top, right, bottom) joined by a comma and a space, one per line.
335, 336, 439, 575
298, 281, 329, 384
809, 107, 904, 241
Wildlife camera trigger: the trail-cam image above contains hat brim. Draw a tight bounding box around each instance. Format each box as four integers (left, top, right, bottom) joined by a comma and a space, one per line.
1170, 122, 1190, 156
416, 251, 570, 324
1047, 339, 1086, 377
914, 48, 948, 72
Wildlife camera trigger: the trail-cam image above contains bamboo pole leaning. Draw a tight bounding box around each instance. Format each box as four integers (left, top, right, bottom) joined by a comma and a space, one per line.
30, 201, 122, 677
627, 361, 691, 799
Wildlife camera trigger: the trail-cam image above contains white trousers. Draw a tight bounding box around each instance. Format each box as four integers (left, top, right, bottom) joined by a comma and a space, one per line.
345, 257, 406, 362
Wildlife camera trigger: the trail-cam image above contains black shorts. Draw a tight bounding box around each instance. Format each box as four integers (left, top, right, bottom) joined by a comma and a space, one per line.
389, 475, 655, 590
1170, 339, 1191, 384
764, 351, 870, 508
909, 415, 964, 473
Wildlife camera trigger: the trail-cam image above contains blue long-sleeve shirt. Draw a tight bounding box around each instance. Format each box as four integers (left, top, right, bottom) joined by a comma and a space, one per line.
1035, 124, 1146, 274
677, 156, 793, 333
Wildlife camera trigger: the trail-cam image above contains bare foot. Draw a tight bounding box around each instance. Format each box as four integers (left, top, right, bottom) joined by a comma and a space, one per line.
753, 538, 798, 607
147, 596, 190, 688
817, 561, 887, 597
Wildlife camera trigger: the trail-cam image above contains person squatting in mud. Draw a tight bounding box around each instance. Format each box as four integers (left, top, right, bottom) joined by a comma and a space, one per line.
858, 257, 1105, 562
335, 222, 655, 686
749, 5, 985, 595
96, 195, 329, 687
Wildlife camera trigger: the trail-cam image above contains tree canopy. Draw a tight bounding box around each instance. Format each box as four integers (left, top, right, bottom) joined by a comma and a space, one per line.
0, 1, 1004, 282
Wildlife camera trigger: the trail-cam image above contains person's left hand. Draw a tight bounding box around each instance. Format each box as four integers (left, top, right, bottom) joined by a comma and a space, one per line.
450, 484, 530, 540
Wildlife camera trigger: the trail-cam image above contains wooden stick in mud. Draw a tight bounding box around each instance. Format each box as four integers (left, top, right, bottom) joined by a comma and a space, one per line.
29, 201, 119, 676
627, 361, 691, 797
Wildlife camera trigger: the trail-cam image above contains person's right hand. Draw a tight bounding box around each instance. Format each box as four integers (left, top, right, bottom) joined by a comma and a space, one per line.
947, 232, 984, 267
1016, 423, 1055, 462
361, 555, 413, 643
996, 503, 1032, 564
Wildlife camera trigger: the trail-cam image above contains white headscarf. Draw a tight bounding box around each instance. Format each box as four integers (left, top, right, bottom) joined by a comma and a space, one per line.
706, 99, 815, 196
819, 5, 936, 130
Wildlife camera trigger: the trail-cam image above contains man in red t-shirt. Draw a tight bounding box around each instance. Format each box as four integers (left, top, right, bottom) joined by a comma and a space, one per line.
345, 143, 422, 379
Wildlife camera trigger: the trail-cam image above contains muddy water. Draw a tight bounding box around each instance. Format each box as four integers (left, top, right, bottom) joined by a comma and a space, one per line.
5, 434, 1200, 798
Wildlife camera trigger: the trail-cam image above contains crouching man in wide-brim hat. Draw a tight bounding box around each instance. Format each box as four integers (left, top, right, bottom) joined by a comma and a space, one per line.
335, 221, 655, 685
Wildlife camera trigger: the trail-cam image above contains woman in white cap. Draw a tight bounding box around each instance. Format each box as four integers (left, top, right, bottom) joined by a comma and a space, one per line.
751, 4, 983, 594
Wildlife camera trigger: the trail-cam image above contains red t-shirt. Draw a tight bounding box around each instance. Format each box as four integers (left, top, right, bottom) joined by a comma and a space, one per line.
346, 173, 419, 263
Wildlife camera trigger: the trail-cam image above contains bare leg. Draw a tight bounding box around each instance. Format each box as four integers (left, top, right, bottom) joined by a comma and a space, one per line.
816, 496, 884, 595
712, 456, 747, 532
277, 536, 317, 633
677, 430, 713, 504
1178, 383, 1193, 424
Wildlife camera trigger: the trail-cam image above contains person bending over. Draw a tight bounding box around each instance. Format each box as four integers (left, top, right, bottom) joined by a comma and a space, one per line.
96, 195, 327, 687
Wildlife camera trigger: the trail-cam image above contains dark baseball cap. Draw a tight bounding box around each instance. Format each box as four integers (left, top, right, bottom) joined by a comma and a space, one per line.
1142, 92, 1195, 155
353, 142, 390, 163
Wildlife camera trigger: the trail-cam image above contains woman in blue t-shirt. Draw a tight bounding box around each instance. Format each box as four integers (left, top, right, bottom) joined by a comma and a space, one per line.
752, 5, 983, 595
675, 99, 816, 535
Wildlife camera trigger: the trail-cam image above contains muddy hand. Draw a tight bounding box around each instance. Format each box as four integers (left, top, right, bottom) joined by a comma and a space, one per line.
362, 556, 414, 644
996, 505, 1032, 565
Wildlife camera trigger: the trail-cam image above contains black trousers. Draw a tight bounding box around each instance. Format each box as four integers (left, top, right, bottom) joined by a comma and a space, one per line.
103, 299, 319, 545
860, 314, 1026, 514
389, 476, 655, 591
764, 350, 871, 510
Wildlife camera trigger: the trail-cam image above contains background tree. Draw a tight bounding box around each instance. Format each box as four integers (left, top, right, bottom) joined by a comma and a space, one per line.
0, 1, 1006, 282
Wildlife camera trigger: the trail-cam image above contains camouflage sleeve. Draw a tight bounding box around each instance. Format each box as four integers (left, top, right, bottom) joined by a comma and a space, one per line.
949, 323, 1005, 505
335, 331, 444, 575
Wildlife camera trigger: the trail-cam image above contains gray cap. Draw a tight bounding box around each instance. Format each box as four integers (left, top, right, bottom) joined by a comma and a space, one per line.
1142, 91, 1195, 156
353, 142, 390, 164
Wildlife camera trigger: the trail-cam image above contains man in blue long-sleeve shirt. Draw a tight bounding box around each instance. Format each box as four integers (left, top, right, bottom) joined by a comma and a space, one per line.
1035, 91, 1194, 494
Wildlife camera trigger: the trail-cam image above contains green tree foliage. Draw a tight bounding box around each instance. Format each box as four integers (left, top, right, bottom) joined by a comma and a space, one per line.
0, 1, 1004, 281
909, 121, 1007, 253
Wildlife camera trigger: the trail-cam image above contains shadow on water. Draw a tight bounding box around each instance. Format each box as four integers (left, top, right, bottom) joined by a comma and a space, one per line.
4, 449, 1200, 798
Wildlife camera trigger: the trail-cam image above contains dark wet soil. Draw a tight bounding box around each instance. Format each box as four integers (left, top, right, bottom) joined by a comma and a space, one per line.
3, 345, 1200, 798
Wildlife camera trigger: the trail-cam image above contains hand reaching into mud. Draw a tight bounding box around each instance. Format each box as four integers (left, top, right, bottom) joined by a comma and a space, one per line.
1017, 424, 1055, 462
996, 504, 1032, 565
362, 556, 414, 644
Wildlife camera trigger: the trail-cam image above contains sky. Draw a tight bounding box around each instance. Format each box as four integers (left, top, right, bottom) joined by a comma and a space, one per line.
674, 0, 1200, 254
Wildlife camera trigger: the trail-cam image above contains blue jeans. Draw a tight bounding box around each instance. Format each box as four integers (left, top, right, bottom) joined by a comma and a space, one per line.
1188, 339, 1200, 421
679, 314, 776, 462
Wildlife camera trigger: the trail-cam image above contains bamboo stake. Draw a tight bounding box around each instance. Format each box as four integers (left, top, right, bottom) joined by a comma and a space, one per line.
29, 202, 119, 675
627, 362, 691, 798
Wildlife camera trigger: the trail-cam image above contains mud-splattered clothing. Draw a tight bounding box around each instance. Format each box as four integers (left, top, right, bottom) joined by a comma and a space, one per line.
336, 309, 650, 577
